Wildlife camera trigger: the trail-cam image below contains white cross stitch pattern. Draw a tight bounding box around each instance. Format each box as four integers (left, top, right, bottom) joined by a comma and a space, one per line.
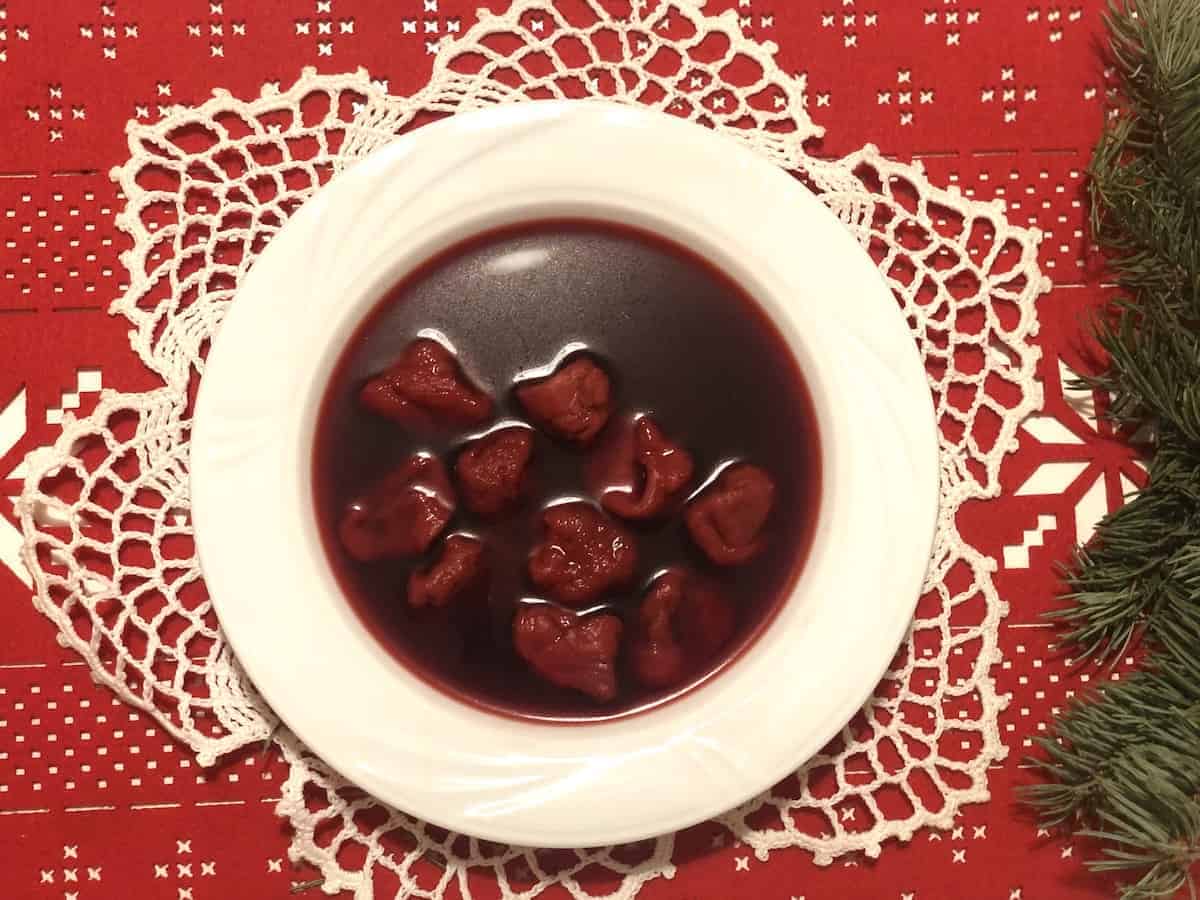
16, 1, 1047, 896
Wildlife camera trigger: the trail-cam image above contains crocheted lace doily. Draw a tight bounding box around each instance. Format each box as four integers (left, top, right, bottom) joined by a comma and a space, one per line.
16, 1, 1047, 896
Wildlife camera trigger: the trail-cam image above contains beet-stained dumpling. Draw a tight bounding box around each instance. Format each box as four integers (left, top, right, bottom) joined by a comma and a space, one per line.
455, 426, 534, 517
338, 454, 455, 562
599, 416, 694, 520
515, 356, 611, 444
360, 338, 492, 427
528, 502, 637, 606
512, 605, 623, 702
407, 534, 488, 609
629, 570, 736, 689
684, 464, 775, 565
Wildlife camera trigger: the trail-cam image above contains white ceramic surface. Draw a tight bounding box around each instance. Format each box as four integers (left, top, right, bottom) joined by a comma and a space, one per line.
191, 101, 940, 848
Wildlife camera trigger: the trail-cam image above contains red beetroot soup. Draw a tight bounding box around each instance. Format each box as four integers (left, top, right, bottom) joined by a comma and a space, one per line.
312, 220, 821, 722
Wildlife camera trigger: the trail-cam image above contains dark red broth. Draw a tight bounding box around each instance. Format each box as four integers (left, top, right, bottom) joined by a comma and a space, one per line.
312, 220, 821, 721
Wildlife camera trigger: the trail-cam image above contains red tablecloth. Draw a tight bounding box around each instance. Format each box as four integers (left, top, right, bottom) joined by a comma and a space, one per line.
0, 1, 1143, 897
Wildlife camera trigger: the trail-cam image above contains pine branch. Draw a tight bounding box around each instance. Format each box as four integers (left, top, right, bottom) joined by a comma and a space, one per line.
1048, 432, 1200, 658
1023, 2, 1200, 898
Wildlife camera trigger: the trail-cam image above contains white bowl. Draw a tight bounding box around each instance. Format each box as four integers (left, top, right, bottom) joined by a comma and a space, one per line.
192, 100, 939, 848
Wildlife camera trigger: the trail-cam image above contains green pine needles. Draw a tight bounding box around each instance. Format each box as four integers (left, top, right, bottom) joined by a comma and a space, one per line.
1023, 2, 1200, 897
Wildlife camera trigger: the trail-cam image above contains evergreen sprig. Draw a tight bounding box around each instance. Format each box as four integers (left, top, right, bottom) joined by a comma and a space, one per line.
1023, 2, 1200, 897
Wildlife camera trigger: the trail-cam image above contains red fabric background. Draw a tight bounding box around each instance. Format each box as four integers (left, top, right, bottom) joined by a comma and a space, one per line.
0, 1, 1149, 897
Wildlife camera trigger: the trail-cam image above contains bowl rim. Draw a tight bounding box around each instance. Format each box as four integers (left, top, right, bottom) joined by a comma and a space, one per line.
192, 99, 940, 847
